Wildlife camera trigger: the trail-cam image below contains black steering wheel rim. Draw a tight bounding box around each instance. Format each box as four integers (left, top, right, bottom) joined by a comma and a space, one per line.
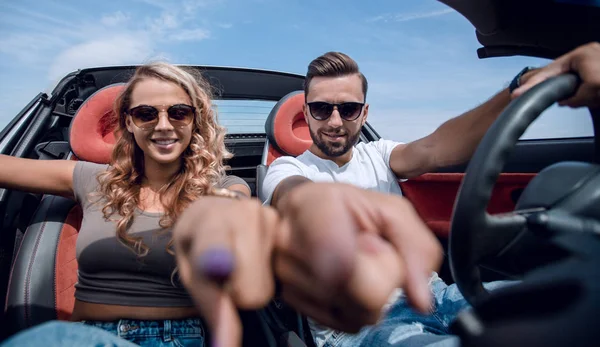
449, 74, 581, 306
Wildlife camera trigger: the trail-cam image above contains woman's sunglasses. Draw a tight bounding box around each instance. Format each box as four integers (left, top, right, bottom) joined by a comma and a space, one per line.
307, 101, 365, 121
127, 104, 196, 130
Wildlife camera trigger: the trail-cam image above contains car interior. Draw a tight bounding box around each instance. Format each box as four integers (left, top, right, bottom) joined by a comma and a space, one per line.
1, 0, 600, 346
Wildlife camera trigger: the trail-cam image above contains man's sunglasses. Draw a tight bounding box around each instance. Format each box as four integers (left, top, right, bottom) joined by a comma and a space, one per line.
306, 101, 365, 121
127, 104, 196, 130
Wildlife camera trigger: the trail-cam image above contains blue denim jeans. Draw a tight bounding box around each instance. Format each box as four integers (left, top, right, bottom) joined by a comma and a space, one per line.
1, 318, 205, 347
321, 273, 513, 347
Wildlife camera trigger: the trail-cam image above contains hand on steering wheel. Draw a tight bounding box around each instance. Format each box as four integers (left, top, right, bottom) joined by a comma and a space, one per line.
450, 72, 583, 305
450, 42, 600, 305
513, 42, 600, 109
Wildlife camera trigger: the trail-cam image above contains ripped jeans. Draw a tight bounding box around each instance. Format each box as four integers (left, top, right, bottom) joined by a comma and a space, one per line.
317, 273, 512, 347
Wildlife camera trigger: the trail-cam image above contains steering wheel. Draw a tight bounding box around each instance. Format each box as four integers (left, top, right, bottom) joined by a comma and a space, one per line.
448, 73, 585, 306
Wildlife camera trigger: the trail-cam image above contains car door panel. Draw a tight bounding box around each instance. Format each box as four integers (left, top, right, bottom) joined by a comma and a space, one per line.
400, 173, 536, 238
399, 137, 595, 239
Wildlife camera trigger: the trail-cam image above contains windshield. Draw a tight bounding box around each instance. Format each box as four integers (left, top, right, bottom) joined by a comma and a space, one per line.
213, 99, 275, 134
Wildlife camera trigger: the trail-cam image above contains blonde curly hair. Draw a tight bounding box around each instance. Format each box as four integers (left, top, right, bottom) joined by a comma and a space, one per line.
94, 62, 232, 256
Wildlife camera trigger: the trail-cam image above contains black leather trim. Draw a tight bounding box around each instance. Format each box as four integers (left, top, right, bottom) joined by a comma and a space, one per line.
264, 91, 304, 156
5, 196, 77, 337
437, 137, 595, 174
256, 164, 268, 203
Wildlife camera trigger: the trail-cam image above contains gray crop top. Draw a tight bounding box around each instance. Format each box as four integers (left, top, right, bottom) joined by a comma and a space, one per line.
72, 161, 249, 307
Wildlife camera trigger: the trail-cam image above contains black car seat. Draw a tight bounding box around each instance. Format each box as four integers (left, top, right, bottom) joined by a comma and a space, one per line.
4, 83, 125, 337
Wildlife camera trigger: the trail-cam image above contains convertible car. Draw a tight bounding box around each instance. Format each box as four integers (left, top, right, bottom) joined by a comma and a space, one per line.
1, 0, 599, 346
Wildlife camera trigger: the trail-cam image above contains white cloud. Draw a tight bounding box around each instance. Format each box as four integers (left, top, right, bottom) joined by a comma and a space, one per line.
48, 35, 155, 81
367, 9, 454, 23
367, 15, 386, 23
0, 3, 79, 29
169, 28, 211, 41
218, 23, 233, 29
0, 33, 68, 64
44, 0, 84, 17
0, 1, 217, 80
136, 0, 221, 12
151, 12, 180, 32
0, 12, 80, 39
135, 0, 173, 10
101, 11, 131, 27
183, 0, 223, 12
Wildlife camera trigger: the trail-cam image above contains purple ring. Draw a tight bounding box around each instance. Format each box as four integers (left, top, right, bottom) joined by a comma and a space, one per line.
195, 248, 234, 282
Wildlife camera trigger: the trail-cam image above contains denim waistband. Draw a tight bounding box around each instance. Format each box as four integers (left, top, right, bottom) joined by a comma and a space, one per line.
81, 318, 204, 339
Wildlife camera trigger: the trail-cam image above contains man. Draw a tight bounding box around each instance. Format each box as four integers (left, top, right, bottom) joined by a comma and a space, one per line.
170, 42, 600, 347
259, 50, 517, 347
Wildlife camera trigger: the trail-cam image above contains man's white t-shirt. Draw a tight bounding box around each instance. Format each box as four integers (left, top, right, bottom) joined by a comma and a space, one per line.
261, 139, 406, 347
262, 139, 404, 204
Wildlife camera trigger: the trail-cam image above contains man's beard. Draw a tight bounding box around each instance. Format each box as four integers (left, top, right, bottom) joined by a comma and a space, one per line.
309, 127, 361, 158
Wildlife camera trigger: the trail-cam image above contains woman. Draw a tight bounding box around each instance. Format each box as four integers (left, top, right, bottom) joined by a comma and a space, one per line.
0, 62, 250, 346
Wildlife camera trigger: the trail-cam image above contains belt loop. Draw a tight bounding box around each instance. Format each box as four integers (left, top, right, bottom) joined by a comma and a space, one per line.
163, 319, 172, 342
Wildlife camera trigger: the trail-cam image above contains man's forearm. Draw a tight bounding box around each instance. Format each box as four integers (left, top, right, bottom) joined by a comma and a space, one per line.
435, 88, 510, 167
271, 175, 312, 209
422, 66, 547, 171
412, 88, 511, 171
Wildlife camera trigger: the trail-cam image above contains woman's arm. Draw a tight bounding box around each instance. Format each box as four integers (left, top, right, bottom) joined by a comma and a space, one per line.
0, 154, 77, 198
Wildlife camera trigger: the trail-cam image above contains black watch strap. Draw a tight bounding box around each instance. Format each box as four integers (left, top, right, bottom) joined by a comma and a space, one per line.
509, 66, 535, 93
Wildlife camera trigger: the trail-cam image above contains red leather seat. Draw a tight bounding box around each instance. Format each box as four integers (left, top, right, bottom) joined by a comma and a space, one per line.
264, 91, 312, 165
4, 84, 124, 336
257, 91, 312, 202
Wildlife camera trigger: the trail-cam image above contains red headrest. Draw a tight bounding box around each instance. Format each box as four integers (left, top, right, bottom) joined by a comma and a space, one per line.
265, 91, 312, 157
69, 84, 125, 164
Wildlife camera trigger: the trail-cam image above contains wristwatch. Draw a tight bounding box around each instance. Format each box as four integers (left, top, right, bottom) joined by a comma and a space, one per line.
509, 66, 536, 94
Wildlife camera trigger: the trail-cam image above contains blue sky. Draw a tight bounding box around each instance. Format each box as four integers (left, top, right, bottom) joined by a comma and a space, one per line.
0, 0, 592, 142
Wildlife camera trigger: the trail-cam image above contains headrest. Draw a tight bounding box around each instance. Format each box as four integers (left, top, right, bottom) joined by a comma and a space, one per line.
69, 84, 125, 164
265, 91, 312, 156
